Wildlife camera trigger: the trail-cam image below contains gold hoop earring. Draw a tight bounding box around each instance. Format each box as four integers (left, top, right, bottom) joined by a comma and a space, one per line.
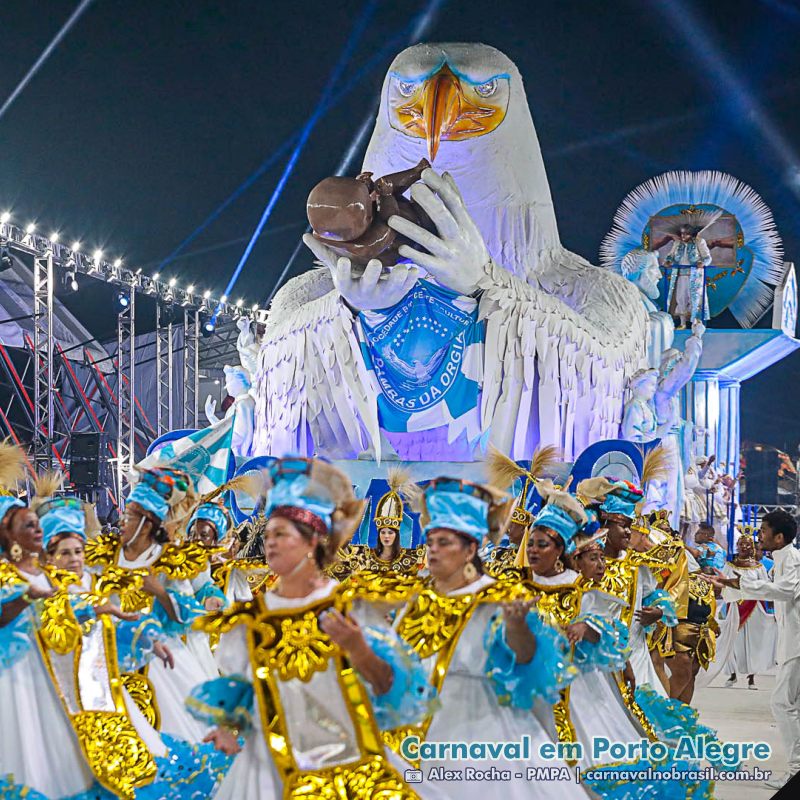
463, 561, 478, 582
553, 557, 565, 574
9, 542, 23, 562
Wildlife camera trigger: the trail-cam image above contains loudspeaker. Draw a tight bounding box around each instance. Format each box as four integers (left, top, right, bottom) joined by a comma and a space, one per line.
743, 448, 780, 505
71, 459, 102, 486
70, 433, 107, 487
71, 433, 103, 461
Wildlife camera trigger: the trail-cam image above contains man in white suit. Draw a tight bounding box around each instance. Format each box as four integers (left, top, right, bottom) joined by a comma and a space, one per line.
706, 510, 800, 790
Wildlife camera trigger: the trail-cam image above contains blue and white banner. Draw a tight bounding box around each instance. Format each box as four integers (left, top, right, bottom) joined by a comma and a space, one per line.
358, 280, 483, 433
137, 415, 235, 495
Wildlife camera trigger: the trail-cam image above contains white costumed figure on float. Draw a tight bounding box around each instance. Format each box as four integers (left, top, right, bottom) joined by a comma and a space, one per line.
247, 43, 648, 462
205, 363, 255, 459
612, 247, 704, 519
620, 367, 659, 443
650, 322, 704, 523
610, 248, 674, 370
602, 170, 784, 521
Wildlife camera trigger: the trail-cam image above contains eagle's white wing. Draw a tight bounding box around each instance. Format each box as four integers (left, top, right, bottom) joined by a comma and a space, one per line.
253, 268, 381, 459
478, 249, 648, 459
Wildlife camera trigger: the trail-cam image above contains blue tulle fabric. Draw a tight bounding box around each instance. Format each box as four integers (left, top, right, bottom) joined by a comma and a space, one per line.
186, 674, 255, 733
583, 687, 718, 800
0, 578, 27, 606
0, 777, 48, 799
194, 580, 227, 609
582, 757, 714, 800
362, 626, 437, 729
0, 603, 34, 670
642, 589, 678, 629
484, 610, 577, 707
115, 615, 168, 671
573, 614, 631, 673
152, 589, 206, 637
136, 733, 233, 799
0, 732, 231, 800
635, 685, 716, 745
635, 685, 738, 772
67, 594, 97, 628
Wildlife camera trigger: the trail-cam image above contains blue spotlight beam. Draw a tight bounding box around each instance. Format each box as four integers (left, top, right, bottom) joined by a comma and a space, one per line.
154, 20, 419, 277
546, 78, 800, 160
650, 0, 800, 198
0, 0, 95, 122
263, 111, 375, 307
212, 0, 380, 319
264, 0, 448, 305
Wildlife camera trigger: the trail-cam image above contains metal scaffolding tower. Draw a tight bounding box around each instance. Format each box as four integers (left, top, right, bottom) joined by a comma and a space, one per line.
116, 287, 136, 503
183, 308, 199, 428
156, 303, 175, 435
31, 248, 55, 472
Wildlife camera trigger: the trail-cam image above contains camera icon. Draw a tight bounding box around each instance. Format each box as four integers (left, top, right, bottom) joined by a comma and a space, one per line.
405, 769, 424, 783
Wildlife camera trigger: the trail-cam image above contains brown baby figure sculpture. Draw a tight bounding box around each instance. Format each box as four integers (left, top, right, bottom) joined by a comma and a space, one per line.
306, 158, 433, 267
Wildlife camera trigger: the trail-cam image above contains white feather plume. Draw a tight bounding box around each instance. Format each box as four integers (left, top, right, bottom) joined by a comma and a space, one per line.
600, 170, 783, 328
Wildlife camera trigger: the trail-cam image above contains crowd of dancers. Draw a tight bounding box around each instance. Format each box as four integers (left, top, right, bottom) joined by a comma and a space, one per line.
0, 439, 796, 799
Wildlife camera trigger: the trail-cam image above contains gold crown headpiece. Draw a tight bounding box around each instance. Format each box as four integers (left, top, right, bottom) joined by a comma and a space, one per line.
374, 467, 420, 532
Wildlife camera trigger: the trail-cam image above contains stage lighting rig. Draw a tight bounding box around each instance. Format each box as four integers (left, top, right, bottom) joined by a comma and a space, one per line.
63, 260, 79, 292
158, 301, 182, 327
115, 291, 130, 311
199, 311, 216, 338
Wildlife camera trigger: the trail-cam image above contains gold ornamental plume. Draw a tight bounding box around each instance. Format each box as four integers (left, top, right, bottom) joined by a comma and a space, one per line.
386, 466, 421, 506
640, 445, 672, 486
0, 440, 26, 493
487, 444, 560, 489
31, 470, 64, 511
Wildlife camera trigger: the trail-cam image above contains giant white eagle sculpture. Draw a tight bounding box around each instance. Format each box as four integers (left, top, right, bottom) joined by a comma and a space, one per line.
247, 43, 648, 461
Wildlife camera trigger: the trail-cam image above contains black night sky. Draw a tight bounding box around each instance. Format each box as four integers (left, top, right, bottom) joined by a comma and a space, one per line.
1, 0, 799, 453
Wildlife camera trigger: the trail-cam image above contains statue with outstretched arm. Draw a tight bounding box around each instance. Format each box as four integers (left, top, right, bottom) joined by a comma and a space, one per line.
205, 364, 255, 459
235, 317, 261, 381
652, 320, 705, 523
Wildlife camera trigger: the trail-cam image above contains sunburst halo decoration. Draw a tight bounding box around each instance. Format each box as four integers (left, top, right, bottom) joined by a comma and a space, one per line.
601, 170, 784, 327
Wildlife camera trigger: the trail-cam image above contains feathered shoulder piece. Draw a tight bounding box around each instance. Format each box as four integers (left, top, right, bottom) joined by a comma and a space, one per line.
84, 531, 121, 566
153, 540, 210, 580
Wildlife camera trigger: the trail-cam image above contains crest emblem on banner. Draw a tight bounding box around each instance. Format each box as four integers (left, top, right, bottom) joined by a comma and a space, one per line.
358, 279, 483, 432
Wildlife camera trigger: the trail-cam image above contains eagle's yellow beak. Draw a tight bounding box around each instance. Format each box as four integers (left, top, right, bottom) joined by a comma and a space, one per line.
421, 64, 461, 162
389, 63, 510, 161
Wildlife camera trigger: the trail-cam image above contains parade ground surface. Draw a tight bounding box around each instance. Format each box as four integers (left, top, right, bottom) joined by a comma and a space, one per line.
695, 674, 785, 799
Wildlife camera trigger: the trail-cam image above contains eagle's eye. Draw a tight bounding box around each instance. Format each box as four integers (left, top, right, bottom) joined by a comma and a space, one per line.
474, 79, 498, 98
397, 80, 417, 97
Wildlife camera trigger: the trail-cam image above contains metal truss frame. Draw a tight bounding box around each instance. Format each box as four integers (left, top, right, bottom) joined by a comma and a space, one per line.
156, 304, 175, 435
183, 308, 199, 428
198, 319, 240, 370
116, 287, 136, 503
31, 249, 55, 472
